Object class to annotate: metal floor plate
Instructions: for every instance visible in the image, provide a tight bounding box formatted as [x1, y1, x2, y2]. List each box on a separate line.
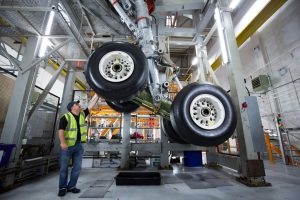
[176, 172, 232, 189]
[184, 179, 216, 189]
[91, 180, 114, 187]
[205, 178, 232, 187]
[175, 173, 194, 180]
[79, 179, 114, 198]
[161, 175, 184, 184]
[79, 187, 108, 198]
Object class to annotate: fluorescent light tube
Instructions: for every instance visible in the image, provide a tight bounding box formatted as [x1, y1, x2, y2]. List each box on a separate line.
[214, 7, 229, 64]
[229, 0, 241, 10]
[192, 57, 198, 65]
[39, 11, 55, 57]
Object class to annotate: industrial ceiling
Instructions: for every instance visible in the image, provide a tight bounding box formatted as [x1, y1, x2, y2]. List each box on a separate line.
[0, 0, 249, 85]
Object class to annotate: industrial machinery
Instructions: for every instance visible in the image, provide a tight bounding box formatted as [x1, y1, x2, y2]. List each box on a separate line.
[85, 0, 237, 146]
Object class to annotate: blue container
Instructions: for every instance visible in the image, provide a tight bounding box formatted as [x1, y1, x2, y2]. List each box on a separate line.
[184, 151, 203, 167]
[0, 143, 16, 167]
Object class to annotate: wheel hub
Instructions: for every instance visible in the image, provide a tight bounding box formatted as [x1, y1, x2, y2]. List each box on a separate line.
[99, 51, 134, 82]
[112, 64, 122, 72]
[189, 94, 225, 130]
[201, 107, 211, 117]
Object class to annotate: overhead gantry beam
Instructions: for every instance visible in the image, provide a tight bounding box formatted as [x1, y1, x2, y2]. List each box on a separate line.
[195, 0, 216, 36]
[0, 6, 54, 12]
[21, 38, 73, 74]
[154, 0, 205, 13]
[58, 0, 91, 57]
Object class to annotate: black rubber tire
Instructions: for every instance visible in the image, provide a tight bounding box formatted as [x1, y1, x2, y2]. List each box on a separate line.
[170, 83, 237, 146]
[106, 100, 140, 113]
[85, 42, 148, 101]
[162, 118, 187, 144]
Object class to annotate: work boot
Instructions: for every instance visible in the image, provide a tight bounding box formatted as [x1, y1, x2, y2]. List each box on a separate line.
[58, 188, 67, 196]
[67, 187, 81, 193]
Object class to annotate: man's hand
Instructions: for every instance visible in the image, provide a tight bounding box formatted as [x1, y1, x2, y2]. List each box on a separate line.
[58, 129, 67, 150]
[88, 93, 100, 111]
[60, 142, 68, 150]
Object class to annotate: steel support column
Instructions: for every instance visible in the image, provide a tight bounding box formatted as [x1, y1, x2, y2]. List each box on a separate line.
[1, 37, 40, 189]
[1, 37, 39, 160]
[60, 65, 76, 115]
[160, 117, 169, 168]
[194, 36, 207, 83]
[120, 113, 131, 169]
[218, 1, 266, 181]
[52, 65, 76, 154]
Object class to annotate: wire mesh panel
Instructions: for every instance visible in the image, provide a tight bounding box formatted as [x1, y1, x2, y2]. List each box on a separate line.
[24, 86, 60, 158]
[0, 70, 60, 158]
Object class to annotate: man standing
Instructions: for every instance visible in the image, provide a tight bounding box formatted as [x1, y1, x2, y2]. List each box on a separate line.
[57, 94, 99, 197]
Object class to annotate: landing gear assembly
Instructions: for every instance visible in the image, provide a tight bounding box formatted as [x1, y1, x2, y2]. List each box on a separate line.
[85, 0, 237, 147]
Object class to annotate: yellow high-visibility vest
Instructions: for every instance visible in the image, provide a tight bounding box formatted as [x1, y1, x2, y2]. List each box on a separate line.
[64, 111, 87, 147]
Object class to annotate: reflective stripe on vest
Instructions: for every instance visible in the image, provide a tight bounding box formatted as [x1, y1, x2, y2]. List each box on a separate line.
[64, 111, 87, 147]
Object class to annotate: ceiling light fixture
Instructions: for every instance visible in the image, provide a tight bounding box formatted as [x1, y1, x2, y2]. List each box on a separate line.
[214, 7, 229, 64]
[192, 57, 198, 65]
[39, 11, 55, 57]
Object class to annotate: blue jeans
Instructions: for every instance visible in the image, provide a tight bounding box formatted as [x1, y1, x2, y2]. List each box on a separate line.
[59, 142, 84, 190]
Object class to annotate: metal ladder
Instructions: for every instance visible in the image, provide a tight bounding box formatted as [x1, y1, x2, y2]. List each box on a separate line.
[274, 115, 300, 165]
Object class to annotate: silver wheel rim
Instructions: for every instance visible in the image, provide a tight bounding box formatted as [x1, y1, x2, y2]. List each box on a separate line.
[189, 94, 225, 130]
[99, 51, 134, 82]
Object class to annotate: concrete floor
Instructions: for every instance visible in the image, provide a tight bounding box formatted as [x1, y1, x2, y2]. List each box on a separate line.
[0, 161, 299, 200]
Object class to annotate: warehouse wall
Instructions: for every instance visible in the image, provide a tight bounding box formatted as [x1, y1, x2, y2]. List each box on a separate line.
[0, 74, 15, 136]
[215, 0, 300, 147]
